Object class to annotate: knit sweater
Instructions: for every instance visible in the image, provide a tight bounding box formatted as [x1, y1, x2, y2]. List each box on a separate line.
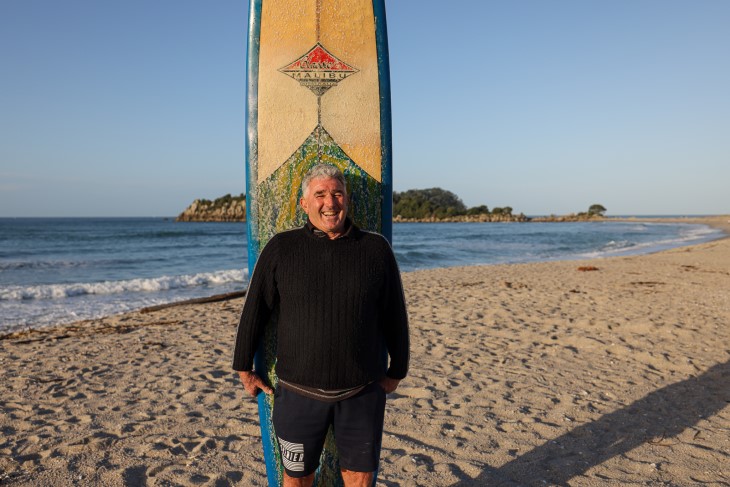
[231, 221, 409, 390]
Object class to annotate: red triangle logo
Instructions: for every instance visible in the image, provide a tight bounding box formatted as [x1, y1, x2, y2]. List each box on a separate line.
[280, 43, 359, 96]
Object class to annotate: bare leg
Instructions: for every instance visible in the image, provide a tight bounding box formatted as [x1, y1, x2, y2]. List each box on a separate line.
[283, 472, 315, 487]
[341, 469, 374, 487]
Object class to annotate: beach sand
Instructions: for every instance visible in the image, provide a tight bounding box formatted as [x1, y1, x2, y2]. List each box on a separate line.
[1, 217, 728, 486]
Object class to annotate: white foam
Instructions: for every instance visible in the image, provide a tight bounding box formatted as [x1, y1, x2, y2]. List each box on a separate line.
[578, 224, 722, 259]
[0, 269, 246, 301]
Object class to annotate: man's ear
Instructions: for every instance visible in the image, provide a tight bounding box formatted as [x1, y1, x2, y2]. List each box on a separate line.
[300, 197, 308, 211]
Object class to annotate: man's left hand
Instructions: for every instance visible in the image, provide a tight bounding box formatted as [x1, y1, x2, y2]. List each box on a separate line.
[238, 370, 273, 397]
[378, 376, 400, 394]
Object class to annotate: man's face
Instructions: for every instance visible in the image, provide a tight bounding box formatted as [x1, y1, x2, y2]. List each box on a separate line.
[300, 176, 348, 238]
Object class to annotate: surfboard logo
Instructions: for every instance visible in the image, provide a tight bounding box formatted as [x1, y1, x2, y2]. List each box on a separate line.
[279, 43, 358, 96]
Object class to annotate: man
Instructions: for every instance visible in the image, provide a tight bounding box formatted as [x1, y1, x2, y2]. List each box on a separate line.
[232, 164, 409, 487]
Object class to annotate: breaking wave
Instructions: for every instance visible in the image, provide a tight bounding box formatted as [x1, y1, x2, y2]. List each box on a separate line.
[0, 269, 246, 301]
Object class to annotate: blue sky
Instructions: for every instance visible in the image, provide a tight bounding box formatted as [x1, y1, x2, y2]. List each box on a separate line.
[1, 0, 728, 217]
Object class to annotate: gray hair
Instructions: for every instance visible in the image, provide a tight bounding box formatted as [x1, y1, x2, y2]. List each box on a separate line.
[301, 164, 347, 196]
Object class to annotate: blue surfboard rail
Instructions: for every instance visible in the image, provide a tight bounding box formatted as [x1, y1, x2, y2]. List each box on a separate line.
[373, 0, 393, 244]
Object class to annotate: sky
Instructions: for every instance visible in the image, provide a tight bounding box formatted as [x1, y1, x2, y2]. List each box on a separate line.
[1, 0, 728, 217]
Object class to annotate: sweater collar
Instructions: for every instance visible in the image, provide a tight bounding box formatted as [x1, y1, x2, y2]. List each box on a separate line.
[305, 217, 357, 240]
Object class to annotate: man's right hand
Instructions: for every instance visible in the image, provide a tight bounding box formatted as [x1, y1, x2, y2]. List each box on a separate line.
[238, 370, 274, 397]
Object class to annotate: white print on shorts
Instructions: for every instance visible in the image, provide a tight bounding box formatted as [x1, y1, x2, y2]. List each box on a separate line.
[278, 438, 305, 472]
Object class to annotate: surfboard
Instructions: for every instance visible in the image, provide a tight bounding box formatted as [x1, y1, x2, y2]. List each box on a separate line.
[244, 0, 393, 485]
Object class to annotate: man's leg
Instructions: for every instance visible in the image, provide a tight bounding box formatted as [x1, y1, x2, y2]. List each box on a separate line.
[273, 387, 332, 483]
[341, 469, 374, 487]
[333, 383, 387, 486]
[283, 472, 315, 487]
[283, 469, 372, 486]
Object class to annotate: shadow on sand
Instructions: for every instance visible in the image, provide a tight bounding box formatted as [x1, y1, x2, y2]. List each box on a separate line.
[466, 359, 730, 486]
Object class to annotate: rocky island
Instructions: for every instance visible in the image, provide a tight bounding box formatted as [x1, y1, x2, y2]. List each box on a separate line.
[176, 194, 246, 222]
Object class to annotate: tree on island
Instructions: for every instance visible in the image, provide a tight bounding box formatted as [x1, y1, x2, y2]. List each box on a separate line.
[197, 193, 246, 209]
[466, 205, 489, 216]
[491, 206, 513, 216]
[565, 203, 608, 221]
[393, 188, 522, 220]
[588, 204, 607, 217]
[393, 188, 467, 219]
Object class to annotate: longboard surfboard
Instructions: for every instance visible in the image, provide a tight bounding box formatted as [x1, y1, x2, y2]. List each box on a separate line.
[244, 0, 393, 485]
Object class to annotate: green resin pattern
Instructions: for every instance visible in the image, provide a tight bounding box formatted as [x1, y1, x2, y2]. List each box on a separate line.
[254, 125, 382, 256]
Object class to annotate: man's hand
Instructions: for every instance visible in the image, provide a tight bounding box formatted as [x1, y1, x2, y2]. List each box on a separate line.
[378, 376, 400, 394]
[238, 370, 273, 397]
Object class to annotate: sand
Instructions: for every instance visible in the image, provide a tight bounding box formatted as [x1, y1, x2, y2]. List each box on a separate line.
[1, 217, 728, 486]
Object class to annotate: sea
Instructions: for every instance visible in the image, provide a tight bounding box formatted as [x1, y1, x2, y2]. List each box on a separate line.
[0, 217, 723, 333]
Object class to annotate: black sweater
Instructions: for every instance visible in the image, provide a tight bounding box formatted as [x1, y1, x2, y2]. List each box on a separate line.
[232, 222, 409, 389]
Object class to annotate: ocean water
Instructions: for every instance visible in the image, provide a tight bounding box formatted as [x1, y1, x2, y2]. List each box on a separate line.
[0, 217, 723, 332]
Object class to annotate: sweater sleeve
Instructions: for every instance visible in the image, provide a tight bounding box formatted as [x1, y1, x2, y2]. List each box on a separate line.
[231, 238, 279, 371]
[381, 240, 410, 380]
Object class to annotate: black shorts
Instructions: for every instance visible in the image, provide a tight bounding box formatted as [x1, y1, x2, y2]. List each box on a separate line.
[272, 382, 386, 477]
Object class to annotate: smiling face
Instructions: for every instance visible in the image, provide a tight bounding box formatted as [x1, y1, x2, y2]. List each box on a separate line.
[300, 176, 349, 239]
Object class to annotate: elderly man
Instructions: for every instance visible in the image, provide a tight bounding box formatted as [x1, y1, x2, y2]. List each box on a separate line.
[232, 163, 409, 486]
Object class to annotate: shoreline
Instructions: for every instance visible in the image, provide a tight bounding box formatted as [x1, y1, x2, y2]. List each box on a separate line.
[1, 216, 729, 485]
[607, 214, 730, 234]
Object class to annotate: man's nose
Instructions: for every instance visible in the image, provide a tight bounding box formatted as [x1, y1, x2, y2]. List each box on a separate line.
[324, 193, 337, 206]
